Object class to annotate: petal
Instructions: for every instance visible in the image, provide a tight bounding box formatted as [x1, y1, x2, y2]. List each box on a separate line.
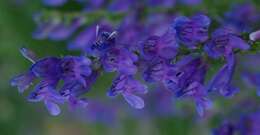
[31, 57, 61, 78]
[44, 100, 61, 116]
[229, 35, 250, 50]
[172, 16, 189, 28]
[10, 72, 35, 93]
[195, 97, 212, 116]
[123, 93, 144, 109]
[192, 14, 211, 26]
[158, 46, 178, 59]
[220, 85, 239, 97]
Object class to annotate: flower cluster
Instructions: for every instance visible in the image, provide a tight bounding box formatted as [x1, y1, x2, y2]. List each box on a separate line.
[10, 1, 260, 119]
[213, 110, 260, 135]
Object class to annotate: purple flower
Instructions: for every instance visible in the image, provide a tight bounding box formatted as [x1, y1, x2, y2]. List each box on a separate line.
[172, 14, 210, 48]
[108, 0, 135, 12]
[30, 57, 62, 79]
[204, 27, 250, 59]
[213, 121, 236, 135]
[11, 71, 35, 93]
[239, 111, 260, 135]
[42, 0, 67, 6]
[101, 47, 138, 75]
[85, 101, 117, 123]
[143, 58, 169, 82]
[145, 13, 174, 36]
[27, 79, 64, 116]
[179, 0, 202, 5]
[60, 56, 92, 87]
[140, 31, 178, 60]
[108, 75, 148, 109]
[60, 71, 99, 109]
[243, 72, 260, 96]
[146, 87, 175, 116]
[207, 54, 239, 97]
[78, 0, 105, 11]
[225, 3, 260, 32]
[11, 48, 94, 115]
[146, 0, 176, 8]
[117, 14, 145, 49]
[163, 56, 212, 116]
[33, 17, 85, 41]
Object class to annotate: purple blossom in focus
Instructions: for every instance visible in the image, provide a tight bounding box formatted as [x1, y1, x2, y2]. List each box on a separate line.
[108, 75, 148, 109]
[204, 26, 250, 59]
[140, 31, 178, 60]
[207, 54, 239, 97]
[11, 48, 94, 115]
[172, 14, 210, 48]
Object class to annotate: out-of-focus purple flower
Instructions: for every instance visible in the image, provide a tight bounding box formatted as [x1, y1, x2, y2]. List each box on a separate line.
[108, 75, 148, 109]
[101, 47, 138, 75]
[239, 111, 260, 135]
[146, 0, 176, 8]
[79, 0, 105, 11]
[207, 54, 239, 97]
[204, 27, 250, 59]
[33, 17, 85, 41]
[140, 31, 178, 60]
[243, 72, 260, 96]
[42, 0, 67, 6]
[225, 3, 260, 32]
[213, 121, 236, 135]
[117, 14, 145, 49]
[179, 0, 202, 5]
[250, 30, 260, 41]
[108, 0, 135, 12]
[147, 87, 175, 117]
[172, 14, 210, 48]
[85, 101, 117, 123]
[145, 13, 174, 36]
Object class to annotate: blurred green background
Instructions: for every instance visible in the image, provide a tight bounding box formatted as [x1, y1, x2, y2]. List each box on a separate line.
[0, 0, 260, 135]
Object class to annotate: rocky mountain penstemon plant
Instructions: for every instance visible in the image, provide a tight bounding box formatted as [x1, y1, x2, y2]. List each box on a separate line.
[10, 0, 260, 122]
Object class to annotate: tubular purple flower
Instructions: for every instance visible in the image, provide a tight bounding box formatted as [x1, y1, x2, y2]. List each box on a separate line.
[101, 47, 138, 75]
[172, 14, 210, 48]
[108, 75, 148, 109]
[140, 31, 178, 60]
[204, 26, 250, 59]
[61, 56, 92, 87]
[207, 54, 239, 97]
[27, 79, 64, 116]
